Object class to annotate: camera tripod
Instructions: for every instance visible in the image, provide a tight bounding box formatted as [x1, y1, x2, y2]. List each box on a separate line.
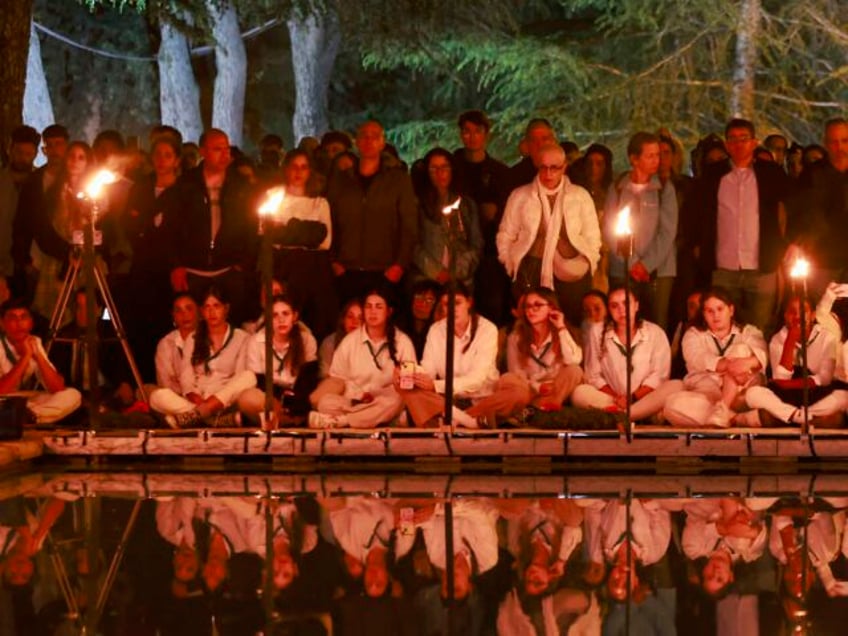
[44, 201, 146, 419]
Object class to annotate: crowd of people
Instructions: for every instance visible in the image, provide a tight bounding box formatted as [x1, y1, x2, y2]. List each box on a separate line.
[2, 111, 848, 430]
[3, 491, 848, 634]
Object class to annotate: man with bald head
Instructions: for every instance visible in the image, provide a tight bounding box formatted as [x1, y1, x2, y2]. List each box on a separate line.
[169, 128, 256, 323]
[326, 120, 417, 302]
[787, 118, 848, 294]
[497, 143, 601, 324]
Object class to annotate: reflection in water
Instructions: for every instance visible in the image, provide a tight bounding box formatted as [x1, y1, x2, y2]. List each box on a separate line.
[1, 479, 848, 634]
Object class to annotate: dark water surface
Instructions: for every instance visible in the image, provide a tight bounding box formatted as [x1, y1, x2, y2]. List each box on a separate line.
[1, 470, 847, 635]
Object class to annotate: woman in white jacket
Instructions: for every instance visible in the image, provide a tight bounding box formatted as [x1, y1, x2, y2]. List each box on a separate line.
[496, 143, 601, 325]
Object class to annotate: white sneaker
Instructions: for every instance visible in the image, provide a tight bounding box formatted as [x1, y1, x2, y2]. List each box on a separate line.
[308, 411, 339, 429]
[706, 402, 733, 428]
[451, 407, 479, 429]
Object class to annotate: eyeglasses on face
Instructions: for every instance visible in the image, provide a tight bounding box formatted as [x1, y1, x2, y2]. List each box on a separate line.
[414, 294, 436, 305]
[525, 302, 549, 310]
[539, 164, 564, 172]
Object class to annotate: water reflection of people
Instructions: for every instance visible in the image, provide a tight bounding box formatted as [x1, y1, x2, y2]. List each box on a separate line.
[0, 498, 66, 589]
[769, 497, 848, 630]
[497, 499, 597, 635]
[682, 497, 769, 597]
[323, 496, 397, 598]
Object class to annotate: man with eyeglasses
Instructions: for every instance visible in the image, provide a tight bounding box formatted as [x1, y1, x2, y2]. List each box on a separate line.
[497, 143, 601, 325]
[693, 118, 789, 332]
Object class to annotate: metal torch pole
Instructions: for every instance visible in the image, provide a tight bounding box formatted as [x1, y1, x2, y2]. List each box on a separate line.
[621, 236, 633, 443]
[444, 216, 457, 429]
[261, 223, 274, 427]
[800, 278, 809, 435]
[83, 201, 100, 424]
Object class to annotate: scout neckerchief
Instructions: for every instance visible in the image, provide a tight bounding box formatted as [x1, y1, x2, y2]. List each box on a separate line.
[273, 345, 289, 375]
[528, 519, 554, 549]
[366, 339, 389, 370]
[203, 326, 234, 374]
[792, 326, 820, 367]
[609, 330, 637, 372]
[711, 331, 736, 357]
[1, 335, 38, 390]
[530, 338, 553, 370]
[365, 518, 389, 549]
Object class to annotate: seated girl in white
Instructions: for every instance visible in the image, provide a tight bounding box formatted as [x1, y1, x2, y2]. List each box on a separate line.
[682, 497, 769, 597]
[467, 286, 582, 424]
[308, 287, 415, 429]
[149, 286, 255, 428]
[580, 498, 672, 602]
[238, 293, 319, 426]
[154, 292, 198, 394]
[745, 294, 846, 426]
[571, 287, 682, 422]
[399, 282, 499, 428]
[0, 300, 81, 424]
[664, 287, 767, 428]
[317, 299, 362, 379]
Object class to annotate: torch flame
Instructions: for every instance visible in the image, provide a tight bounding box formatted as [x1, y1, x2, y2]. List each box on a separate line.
[259, 187, 285, 217]
[441, 197, 461, 216]
[790, 257, 810, 280]
[614, 205, 632, 236]
[83, 170, 117, 200]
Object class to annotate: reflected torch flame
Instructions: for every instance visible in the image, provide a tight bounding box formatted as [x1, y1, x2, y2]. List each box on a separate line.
[442, 197, 461, 216]
[615, 205, 632, 237]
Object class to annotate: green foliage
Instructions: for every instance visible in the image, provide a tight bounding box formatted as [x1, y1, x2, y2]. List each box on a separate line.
[345, 0, 848, 166]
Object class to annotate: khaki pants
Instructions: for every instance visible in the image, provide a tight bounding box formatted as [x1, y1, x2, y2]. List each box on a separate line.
[466, 365, 583, 423]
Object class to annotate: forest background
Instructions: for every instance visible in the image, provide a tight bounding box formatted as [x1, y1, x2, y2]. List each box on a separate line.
[1, 0, 846, 167]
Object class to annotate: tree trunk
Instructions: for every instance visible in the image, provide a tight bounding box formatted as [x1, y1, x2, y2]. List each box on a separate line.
[24, 22, 54, 137]
[287, 8, 340, 144]
[158, 17, 203, 144]
[206, 0, 246, 148]
[0, 0, 33, 163]
[730, 0, 761, 119]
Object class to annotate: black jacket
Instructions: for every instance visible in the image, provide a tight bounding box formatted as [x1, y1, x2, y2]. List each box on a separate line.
[693, 159, 790, 274]
[168, 166, 257, 271]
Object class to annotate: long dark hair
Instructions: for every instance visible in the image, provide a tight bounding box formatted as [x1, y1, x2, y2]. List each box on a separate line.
[442, 281, 479, 354]
[192, 285, 230, 368]
[362, 286, 399, 366]
[282, 148, 322, 197]
[600, 286, 642, 357]
[515, 286, 565, 366]
[417, 147, 459, 222]
[334, 298, 363, 347]
[271, 293, 306, 376]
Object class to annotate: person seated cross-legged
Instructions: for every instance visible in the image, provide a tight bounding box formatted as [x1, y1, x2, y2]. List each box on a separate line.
[0, 298, 81, 424]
